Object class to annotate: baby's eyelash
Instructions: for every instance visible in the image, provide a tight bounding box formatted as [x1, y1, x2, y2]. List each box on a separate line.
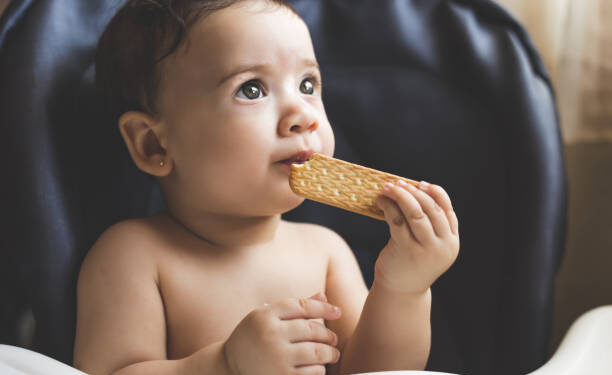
[235, 79, 266, 95]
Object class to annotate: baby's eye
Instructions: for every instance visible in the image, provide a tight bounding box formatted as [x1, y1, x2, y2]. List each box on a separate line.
[300, 78, 316, 95]
[236, 80, 265, 100]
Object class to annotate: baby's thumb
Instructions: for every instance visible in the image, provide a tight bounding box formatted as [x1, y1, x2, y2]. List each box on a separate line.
[309, 292, 328, 302]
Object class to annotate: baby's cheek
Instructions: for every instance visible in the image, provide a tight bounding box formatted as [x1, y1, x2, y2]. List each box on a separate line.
[320, 123, 335, 157]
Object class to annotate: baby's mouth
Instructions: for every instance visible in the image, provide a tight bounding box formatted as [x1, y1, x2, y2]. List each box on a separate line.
[279, 150, 314, 165]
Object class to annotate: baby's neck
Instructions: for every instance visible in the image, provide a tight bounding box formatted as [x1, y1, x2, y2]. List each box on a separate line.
[164, 210, 283, 250]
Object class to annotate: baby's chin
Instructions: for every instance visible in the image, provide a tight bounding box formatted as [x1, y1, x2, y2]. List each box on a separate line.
[263, 190, 306, 217]
[277, 193, 306, 214]
[231, 180, 306, 216]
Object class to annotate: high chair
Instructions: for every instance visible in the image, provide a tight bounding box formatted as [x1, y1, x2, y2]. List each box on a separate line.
[0, 0, 571, 374]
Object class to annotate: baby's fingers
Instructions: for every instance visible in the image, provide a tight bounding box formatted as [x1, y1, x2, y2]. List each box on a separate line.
[398, 181, 452, 239]
[418, 182, 459, 236]
[380, 182, 436, 245]
[274, 297, 341, 321]
[291, 342, 341, 366]
[376, 195, 418, 245]
[284, 319, 338, 346]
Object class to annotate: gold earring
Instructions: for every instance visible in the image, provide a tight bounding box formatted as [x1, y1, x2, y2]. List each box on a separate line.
[159, 161, 165, 167]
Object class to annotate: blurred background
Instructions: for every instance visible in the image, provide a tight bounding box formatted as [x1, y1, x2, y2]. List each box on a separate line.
[1, 0, 610, 358]
[494, 0, 612, 353]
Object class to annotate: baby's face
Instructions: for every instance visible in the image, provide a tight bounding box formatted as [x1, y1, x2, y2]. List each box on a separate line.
[156, 1, 334, 216]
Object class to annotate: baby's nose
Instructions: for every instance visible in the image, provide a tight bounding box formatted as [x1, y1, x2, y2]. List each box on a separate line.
[277, 97, 320, 136]
[278, 109, 319, 136]
[289, 121, 318, 133]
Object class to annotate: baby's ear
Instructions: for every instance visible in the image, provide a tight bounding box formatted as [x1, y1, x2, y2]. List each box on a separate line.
[118, 111, 172, 177]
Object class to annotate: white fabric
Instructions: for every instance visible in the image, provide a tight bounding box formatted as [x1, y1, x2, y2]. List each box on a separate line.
[0, 362, 30, 375]
[0, 345, 86, 375]
[528, 305, 612, 375]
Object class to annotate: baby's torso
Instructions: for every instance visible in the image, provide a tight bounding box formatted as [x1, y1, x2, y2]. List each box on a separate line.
[152, 218, 329, 359]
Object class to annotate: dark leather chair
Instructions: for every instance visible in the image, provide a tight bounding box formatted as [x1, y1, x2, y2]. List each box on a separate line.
[0, 1, 567, 374]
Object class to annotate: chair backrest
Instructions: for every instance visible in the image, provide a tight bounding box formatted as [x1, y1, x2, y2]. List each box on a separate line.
[0, 1, 567, 374]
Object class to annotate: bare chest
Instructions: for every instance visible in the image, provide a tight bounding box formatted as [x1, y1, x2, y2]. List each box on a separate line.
[159, 246, 328, 359]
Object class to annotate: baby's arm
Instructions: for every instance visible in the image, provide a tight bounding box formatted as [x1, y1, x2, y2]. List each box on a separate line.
[73, 221, 231, 375]
[321, 228, 430, 375]
[324, 182, 458, 374]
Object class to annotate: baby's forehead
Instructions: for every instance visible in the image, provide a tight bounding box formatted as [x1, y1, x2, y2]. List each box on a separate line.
[197, 3, 308, 43]
[177, 4, 315, 70]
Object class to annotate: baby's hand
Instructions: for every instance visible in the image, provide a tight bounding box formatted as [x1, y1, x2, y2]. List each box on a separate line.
[223, 293, 341, 375]
[375, 180, 460, 294]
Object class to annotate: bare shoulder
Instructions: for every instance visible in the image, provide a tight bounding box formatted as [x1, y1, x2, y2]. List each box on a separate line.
[74, 216, 168, 372]
[76, 216, 167, 304]
[79, 217, 163, 279]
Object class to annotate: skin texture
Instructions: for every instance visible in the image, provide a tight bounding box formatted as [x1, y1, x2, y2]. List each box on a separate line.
[73, 2, 459, 375]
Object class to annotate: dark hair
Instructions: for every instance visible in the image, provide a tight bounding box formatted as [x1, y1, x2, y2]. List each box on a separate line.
[95, 0, 298, 122]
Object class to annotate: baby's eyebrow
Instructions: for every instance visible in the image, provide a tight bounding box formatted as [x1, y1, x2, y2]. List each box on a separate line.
[217, 59, 320, 86]
[218, 63, 269, 86]
[301, 59, 320, 72]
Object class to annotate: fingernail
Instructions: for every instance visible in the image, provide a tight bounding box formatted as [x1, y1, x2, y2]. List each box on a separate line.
[332, 305, 341, 313]
[419, 180, 430, 189]
[383, 182, 394, 193]
[397, 180, 408, 186]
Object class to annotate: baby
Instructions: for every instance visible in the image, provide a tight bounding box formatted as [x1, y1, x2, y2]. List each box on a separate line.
[73, 1, 460, 374]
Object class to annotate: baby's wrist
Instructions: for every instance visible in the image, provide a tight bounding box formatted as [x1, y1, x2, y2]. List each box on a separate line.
[371, 279, 432, 307]
[181, 341, 237, 375]
[371, 275, 431, 299]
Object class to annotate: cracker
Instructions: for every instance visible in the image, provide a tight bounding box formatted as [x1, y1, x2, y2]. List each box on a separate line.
[289, 153, 418, 221]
